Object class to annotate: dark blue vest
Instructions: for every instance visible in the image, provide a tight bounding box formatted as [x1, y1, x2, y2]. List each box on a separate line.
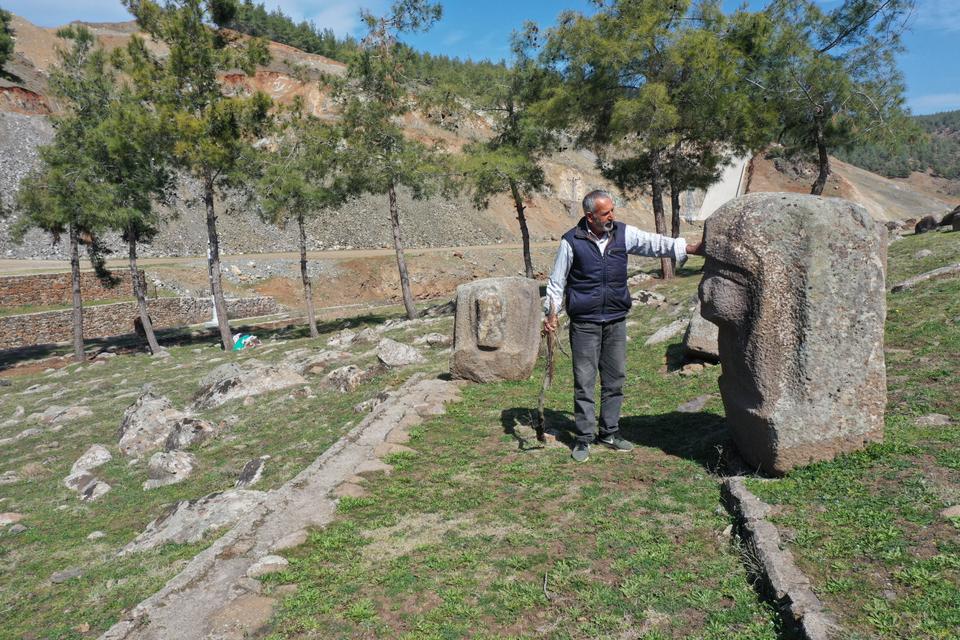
[562, 218, 631, 323]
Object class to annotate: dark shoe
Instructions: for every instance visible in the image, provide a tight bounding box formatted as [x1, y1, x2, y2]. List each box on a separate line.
[597, 434, 634, 451]
[571, 442, 590, 462]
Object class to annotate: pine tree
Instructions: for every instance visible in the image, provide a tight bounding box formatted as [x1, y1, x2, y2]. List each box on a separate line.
[460, 28, 555, 279]
[14, 27, 119, 362]
[0, 8, 13, 73]
[123, 0, 272, 350]
[337, 0, 447, 320]
[251, 99, 351, 337]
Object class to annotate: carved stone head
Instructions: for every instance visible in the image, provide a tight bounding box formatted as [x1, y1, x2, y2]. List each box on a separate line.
[699, 193, 887, 475]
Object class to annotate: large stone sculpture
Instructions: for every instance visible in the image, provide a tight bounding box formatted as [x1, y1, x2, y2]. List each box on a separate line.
[699, 193, 887, 475]
[450, 277, 541, 382]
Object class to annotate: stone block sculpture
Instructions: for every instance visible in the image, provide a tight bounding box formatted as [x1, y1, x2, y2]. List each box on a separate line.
[450, 277, 542, 382]
[699, 193, 887, 475]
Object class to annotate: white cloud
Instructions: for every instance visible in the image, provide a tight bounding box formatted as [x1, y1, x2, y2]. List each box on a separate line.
[913, 0, 960, 33]
[909, 92, 960, 113]
[275, 1, 389, 37]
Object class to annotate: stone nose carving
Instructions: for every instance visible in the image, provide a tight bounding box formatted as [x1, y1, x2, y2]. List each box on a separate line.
[699, 192, 887, 475]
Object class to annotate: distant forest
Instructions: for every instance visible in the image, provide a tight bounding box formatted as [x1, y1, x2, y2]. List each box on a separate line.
[225, 0, 510, 104]
[835, 110, 960, 180]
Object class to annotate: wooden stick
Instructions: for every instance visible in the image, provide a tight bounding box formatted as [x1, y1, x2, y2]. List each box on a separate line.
[537, 302, 556, 443]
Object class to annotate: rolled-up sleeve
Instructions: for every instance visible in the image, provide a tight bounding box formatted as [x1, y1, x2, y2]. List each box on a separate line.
[625, 225, 685, 262]
[545, 239, 572, 315]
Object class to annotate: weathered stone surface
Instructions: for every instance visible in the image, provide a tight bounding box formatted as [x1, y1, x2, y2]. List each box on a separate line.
[164, 417, 219, 451]
[324, 365, 366, 393]
[246, 555, 289, 578]
[377, 338, 425, 368]
[413, 332, 452, 347]
[915, 413, 952, 427]
[117, 390, 190, 458]
[326, 329, 356, 348]
[120, 490, 266, 554]
[700, 193, 886, 475]
[0, 512, 24, 525]
[284, 349, 350, 375]
[915, 215, 939, 234]
[682, 301, 719, 362]
[68, 474, 111, 501]
[50, 567, 84, 584]
[69, 444, 112, 475]
[235, 457, 268, 489]
[192, 364, 307, 410]
[29, 404, 92, 425]
[644, 318, 689, 346]
[144, 451, 197, 490]
[450, 277, 541, 382]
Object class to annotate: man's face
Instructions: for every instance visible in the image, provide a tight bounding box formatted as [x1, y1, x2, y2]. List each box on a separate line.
[587, 197, 615, 234]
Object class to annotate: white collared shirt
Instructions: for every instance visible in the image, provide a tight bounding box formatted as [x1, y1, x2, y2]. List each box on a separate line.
[544, 225, 686, 315]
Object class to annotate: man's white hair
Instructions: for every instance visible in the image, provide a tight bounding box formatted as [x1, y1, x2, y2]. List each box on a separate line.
[582, 190, 613, 214]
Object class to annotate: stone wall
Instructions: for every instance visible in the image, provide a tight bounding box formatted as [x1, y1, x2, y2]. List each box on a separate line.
[0, 270, 147, 309]
[0, 297, 280, 351]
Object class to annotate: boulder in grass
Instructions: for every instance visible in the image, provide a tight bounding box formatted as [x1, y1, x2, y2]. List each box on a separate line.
[144, 451, 196, 490]
[191, 364, 307, 411]
[700, 193, 886, 475]
[118, 390, 189, 458]
[324, 365, 366, 393]
[120, 489, 266, 554]
[164, 418, 219, 451]
[915, 215, 939, 234]
[450, 277, 542, 383]
[682, 301, 720, 362]
[377, 338, 425, 368]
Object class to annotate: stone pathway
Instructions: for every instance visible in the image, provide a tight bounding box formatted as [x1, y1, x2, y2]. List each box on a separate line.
[100, 375, 463, 640]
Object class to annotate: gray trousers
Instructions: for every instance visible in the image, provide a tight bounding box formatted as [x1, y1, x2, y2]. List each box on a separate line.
[569, 318, 626, 444]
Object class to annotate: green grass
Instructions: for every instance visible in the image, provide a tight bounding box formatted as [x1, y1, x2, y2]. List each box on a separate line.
[0, 306, 449, 638]
[746, 230, 960, 640]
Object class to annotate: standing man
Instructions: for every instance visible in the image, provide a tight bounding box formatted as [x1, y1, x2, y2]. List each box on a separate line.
[544, 190, 702, 462]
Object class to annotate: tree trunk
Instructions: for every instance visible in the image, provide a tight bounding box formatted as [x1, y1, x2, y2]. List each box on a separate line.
[509, 178, 534, 279]
[811, 115, 831, 196]
[388, 183, 418, 320]
[298, 212, 319, 338]
[669, 175, 682, 272]
[128, 233, 162, 355]
[68, 223, 85, 362]
[203, 172, 234, 350]
[650, 151, 674, 280]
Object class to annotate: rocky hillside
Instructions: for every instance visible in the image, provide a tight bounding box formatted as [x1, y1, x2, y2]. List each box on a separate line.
[0, 14, 665, 260]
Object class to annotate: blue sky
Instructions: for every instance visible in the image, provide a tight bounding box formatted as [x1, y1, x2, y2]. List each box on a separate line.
[3, 0, 956, 114]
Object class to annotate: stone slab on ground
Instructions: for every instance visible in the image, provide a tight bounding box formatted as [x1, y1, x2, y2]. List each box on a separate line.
[100, 375, 463, 640]
[723, 477, 839, 640]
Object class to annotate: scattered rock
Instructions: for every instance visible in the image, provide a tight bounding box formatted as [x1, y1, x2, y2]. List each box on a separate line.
[377, 338, 425, 368]
[682, 301, 719, 362]
[413, 332, 452, 347]
[192, 364, 307, 410]
[50, 567, 83, 584]
[678, 395, 713, 413]
[632, 289, 666, 306]
[916, 413, 952, 427]
[144, 451, 197, 490]
[914, 215, 939, 234]
[29, 405, 93, 425]
[353, 327, 379, 344]
[199, 363, 246, 390]
[8, 523, 27, 534]
[0, 471, 19, 485]
[285, 349, 350, 375]
[246, 555, 289, 579]
[70, 474, 112, 501]
[87, 530, 106, 541]
[326, 329, 356, 348]
[914, 249, 933, 259]
[0, 512, 24, 525]
[164, 417, 219, 451]
[645, 319, 689, 346]
[627, 272, 653, 287]
[324, 365, 366, 393]
[118, 390, 190, 458]
[235, 457, 268, 489]
[941, 505, 960, 519]
[242, 396, 255, 407]
[69, 444, 112, 475]
[121, 489, 266, 554]
[354, 391, 390, 413]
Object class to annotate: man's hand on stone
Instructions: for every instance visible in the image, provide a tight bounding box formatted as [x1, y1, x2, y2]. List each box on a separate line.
[686, 240, 704, 256]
